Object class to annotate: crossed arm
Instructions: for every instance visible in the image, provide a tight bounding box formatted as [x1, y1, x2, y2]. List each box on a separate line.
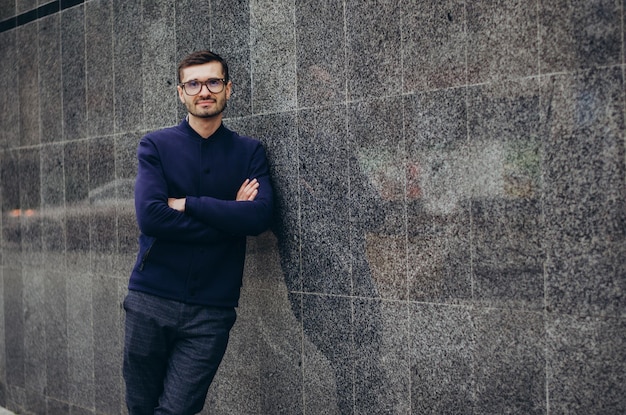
[167, 178, 260, 212]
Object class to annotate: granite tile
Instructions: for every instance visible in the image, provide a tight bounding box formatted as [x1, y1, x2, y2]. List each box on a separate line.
[540, 0, 622, 73]
[237, 112, 300, 292]
[23, 268, 46, 394]
[115, 131, 140, 181]
[174, 0, 212, 64]
[270, 168, 301, 294]
[0, 29, 18, 148]
[0, 0, 14, 20]
[113, 0, 143, 133]
[298, 105, 350, 296]
[61, 5, 87, 141]
[473, 308, 545, 414]
[64, 141, 90, 257]
[471, 198, 545, 310]
[46, 398, 70, 414]
[117, 209, 138, 276]
[19, 148, 42, 267]
[64, 140, 89, 204]
[246, 241, 304, 414]
[402, 0, 466, 92]
[70, 404, 96, 415]
[86, 0, 114, 138]
[348, 97, 406, 300]
[16, 0, 36, 14]
[41, 143, 66, 265]
[142, 0, 177, 130]
[345, 0, 402, 100]
[250, 0, 297, 113]
[93, 274, 122, 414]
[44, 270, 69, 401]
[247, 111, 298, 171]
[404, 88, 468, 217]
[24, 388, 45, 415]
[467, 79, 544, 310]
[410, 303, 474, 414]
[1, 150, 21, 267]
[466, 0, 538, 84]
[354, 299, 410, 414]
[542, 67, 626, 317]
[404, 89, 472, 303]
[67, 271, 94, 409]
[4, 267, 25, 388]
[115, 132, 141, 274]
[38, 14, 63, 143]
[5, 386, 25, 415]
[0, 267, 4, 393]
[210, 282, 261, 415]
[17, 22, 40, 146]
[467, 79, 542, 200]
[88, 137, 116, 272]
[212, 0, 252, 118]
[41, 235, 67, 276]
[302, 294, 352, 414]
[295, 0, 345, 108]
[88, 136, 115, 219]
[547, 314, 626, 414]
[18, 148, 41, 212]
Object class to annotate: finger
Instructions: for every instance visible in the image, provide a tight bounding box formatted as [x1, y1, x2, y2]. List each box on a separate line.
[238, 178, 251, 191]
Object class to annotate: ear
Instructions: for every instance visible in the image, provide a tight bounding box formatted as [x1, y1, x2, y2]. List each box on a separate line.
[225, 81, 233, 100]
[177, 85, 186, 104]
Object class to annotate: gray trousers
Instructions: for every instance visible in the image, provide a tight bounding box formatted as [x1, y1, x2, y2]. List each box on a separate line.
[123, 290, 237, 415]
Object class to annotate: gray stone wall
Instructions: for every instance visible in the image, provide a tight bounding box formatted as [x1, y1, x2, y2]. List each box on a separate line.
[0, 0, 625, 414]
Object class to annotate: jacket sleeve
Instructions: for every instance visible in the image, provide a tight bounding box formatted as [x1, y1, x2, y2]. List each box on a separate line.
[184, 143, 274, 236]
[134, 136, 228, 243]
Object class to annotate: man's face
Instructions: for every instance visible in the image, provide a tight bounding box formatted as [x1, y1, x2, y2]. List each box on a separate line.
[177, 61, 232, 119]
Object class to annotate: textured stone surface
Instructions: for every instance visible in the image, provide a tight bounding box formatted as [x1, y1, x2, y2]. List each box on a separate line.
[467, 0, 539, 83]
[38, 14, 63, 144]
[86, 0, 114, 138]
[249, 0, 296, 114]
[113, 0, 144, 133]
[61, 5, 87, 141]
[540, 0, 622, 72]
[0, 1, 625, 414]
[405, 88, 472, 304]
[403, 0, 466, 92]
[17, 23, 39, 147]
[542, 67, 626, 318]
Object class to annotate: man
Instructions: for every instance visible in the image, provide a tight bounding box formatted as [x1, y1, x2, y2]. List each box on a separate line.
[123, 50, 273, 414]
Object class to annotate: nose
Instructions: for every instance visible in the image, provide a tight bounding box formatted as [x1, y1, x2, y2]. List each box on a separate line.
[199, 83, 213, 95]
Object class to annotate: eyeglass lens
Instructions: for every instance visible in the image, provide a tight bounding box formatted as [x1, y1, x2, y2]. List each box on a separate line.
[183, 79, 224, 95]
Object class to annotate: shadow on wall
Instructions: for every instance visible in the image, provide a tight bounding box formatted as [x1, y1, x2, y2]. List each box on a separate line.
[261, 66, 547, 413]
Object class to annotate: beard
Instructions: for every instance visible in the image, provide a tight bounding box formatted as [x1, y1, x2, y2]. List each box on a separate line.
[185, 97, 227, 119]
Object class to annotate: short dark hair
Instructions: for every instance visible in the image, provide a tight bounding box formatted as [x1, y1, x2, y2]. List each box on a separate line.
[177, 50, 229, 83]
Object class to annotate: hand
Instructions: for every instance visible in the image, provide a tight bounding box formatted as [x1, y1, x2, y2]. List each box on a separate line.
[236, 178, 259, 201]
[168, 197, 186, 212]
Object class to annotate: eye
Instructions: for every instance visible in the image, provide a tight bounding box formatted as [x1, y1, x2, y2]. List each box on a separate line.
[207, 79, 223, 88]
[186, 80, 201, 89]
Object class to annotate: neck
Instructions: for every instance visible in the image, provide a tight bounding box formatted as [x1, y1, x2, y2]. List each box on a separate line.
[187, 114, 222, 138]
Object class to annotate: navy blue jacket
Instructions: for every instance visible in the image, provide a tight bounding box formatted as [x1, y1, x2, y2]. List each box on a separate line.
[128, 119, 274, 307]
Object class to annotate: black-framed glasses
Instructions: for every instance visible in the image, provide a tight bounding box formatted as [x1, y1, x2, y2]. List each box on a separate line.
[179, 78, 226, 95]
